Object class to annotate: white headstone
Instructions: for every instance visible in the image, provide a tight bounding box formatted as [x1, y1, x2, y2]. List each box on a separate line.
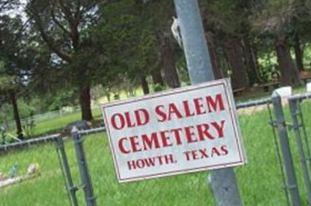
[272, 86, 292, 98]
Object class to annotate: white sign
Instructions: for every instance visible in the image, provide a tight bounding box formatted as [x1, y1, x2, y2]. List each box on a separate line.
[102, 78, 246, 182]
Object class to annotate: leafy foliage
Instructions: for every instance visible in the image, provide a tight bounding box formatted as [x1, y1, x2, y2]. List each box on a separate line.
[1, 0, 311, 124]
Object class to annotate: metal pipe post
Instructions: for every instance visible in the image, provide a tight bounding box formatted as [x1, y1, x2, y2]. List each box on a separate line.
[289, 99, 311, 204]
[72, 127, 96, 206]
[173, 0, 214, 83]
[272, 95, 300, 206]
[173, 0, 242, 205]
[55, 136, 79, 206]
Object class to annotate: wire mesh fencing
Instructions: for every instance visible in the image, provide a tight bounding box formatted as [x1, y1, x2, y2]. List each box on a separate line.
[236, 98, 290, 206]
[0, 135, 72, 206]
[286, 93, 311, 205]
[2, 105, 102, 139]
[1, 93, 311, 206]
[77, 97, 291, 206]
[80, 129, 214, 206]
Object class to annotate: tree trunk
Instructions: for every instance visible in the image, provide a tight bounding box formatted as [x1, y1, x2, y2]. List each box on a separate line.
[293, 33, 304, 71]
[242, 38, 262, 85]
[275, 35, 301, 86]
[151, 69, 164, 86]
[224, 38, 249, 89]
[206, 32, 223, 79]
[79, 85, 93, 121]
[140, 75, 150, 95]
[9, 90, 24, 140]
[160, 34, 180, 88]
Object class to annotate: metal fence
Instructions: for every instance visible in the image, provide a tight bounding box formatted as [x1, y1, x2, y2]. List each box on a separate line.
[0, 134, 70, 206]
[3, 105, 102, 133]
[286, 93, 311, 206]
[1, 92, 311, 206]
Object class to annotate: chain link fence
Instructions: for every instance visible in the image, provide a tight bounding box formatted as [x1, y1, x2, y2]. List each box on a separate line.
[0, 135, 71, 206]
[1, 92, 311, 206]
[2, 105, 102, 139]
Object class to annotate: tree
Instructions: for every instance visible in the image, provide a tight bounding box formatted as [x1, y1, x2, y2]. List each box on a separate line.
[0, 67, 21, 138]
[96, 0, 163, 94]
[0, 15, 31, 139]
[290, 0, 311, 71]
[146, 0, 180, 88]
[26, 0, 105, 121]
[200, 0, 252, 88]
[91, 0, 141, 94]
[205, 31, 224, 79]
[0, 0, 19, 13]
[251, 0, 301, 86]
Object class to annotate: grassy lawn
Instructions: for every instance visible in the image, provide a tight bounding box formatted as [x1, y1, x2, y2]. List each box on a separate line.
[29, 107, 102, 137]
[1, 101, 311, 205]
[3, 84, 305, 139]
[29, 84, 309, 137]
[31, 112, 82, 136]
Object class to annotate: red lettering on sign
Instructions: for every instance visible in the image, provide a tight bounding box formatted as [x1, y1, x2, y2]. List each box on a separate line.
[220, 145, 228, 155]
[111, 113, 125, 130]
[127, 154, 177, 170]
[206, 94, 225, 113]
[117, 120, 226, 154]
[160, 130, 173, 147]
[182, 100, 195, 117]
[184, 125, 197, 143]
[170, 128, 183, 145]
[135, 109, 150, 126]
[168, 103, 183, 120]
[129, 136, 142, 153]
[211, 120, 225, 138]
[102, 80, 245, 182]
[193, 97, 206, 115]
[155, 105, 166, 122]
[155, 94, 225, 123]
[118, 137, 130, 154]
[183, 145, 228, 161]
[125, 112, 135, 128]
[197, 123, 214, 140]
[211, 147, 220, 157]
[142, 132, 160, 151]
[110, 108, 150, 130]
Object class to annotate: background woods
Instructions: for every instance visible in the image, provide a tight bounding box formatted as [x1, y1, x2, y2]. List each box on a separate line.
[1, 0, 311, 138]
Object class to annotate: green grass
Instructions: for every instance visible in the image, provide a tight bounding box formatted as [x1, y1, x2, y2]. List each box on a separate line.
[31, 112, 82, 135]
[29, 107, 102, 137]
[10, 84, 309, 138]
[2, 103, 311, 206]
[0, 134, 213, 206]
[235, 84, 309, 104]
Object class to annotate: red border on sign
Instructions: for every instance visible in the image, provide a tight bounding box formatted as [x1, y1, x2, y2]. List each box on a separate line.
[101, 79, 245, 182]
[223, 85, 244, 162]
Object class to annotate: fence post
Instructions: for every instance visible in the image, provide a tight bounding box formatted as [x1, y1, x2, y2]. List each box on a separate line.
[272, 94, 301, 206]
[72, 127, 96, 206]
[288, 98, 311, 204]
[173, 0, 242, 205]
[54, 136, 79, 206]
